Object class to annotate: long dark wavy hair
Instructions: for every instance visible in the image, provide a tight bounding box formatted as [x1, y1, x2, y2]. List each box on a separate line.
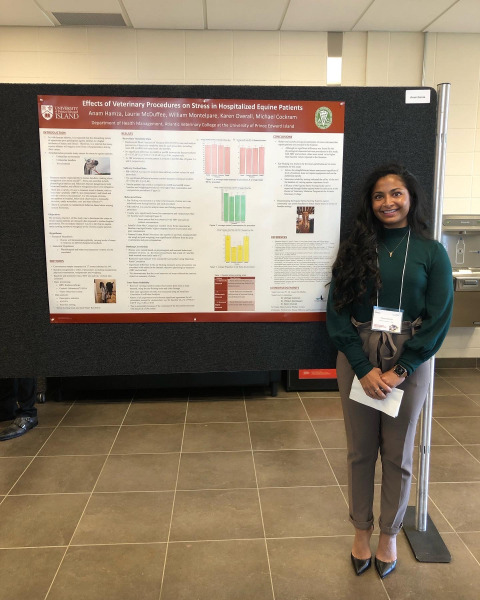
[331, 163, 430, 312]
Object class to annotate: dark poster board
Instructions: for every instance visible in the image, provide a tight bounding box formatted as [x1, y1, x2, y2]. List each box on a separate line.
[0, 84, 437, 378]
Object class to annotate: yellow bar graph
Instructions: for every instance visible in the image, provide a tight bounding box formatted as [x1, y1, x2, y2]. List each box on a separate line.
[243, 236, 249, 262]
[225, 235, 231, 262]
[224, 235, 250, 263]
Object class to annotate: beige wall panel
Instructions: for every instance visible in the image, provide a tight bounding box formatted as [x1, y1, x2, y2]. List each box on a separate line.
[442, 197, 472, 213]
[234, 55, 280, 81]
[280, 55, 325, 81]
[448, 80, 479, 105]
[88, 54, 137, 80]
[388, 32, 423, 86]
[444, 175, 472, 198]
[472, 176, 480, 198]
[0, 76, 47, 83]
[434, 33, 480, 82]
[448, 104, 478, 129]
[473, 153, 480, 176]
[88, 78, 139, 85]
[0, 27, 39, 52]
[229, 79, 277, 86]
[447, 129, 476, 153]
[280, 31, 326, 56]
[87, 28, 137, 55]
[38, 27, 87, 53]
[471, 197, 480, 213]
[186, 53, 233, 80]
[280, 79, 326, 86]
[446, 153, 474, 176]
[137, 79, 186, 85]
[138, 53, 185, 80]
[185, 31, 233, 55]
[366, 32, 389, 86]
[0, 51, 39, 78]
[37, 53, 91, 82]
[342, 32, 366, 86]
[233, 31, 279, 55]
[185, 78, 235, 85]
[136, 30, 186, 56]
[388, 78, 422, 87]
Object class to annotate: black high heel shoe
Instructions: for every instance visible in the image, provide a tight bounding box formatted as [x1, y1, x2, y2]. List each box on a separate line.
[351, 554, 372, 576]
[374, 557, 397, 579]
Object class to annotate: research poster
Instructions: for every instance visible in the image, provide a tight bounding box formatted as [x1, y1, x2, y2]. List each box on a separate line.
[37, 95, 345, 323]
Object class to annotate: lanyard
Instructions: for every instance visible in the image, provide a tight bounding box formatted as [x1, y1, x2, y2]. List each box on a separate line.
[376, 228, 411, 311]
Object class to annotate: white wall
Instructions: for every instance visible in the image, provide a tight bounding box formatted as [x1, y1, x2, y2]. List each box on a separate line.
[0, 27, 328, 85]
[423, 33, 480, 358]
[423, 33, 480, 216]
[1, 25, 479, 358]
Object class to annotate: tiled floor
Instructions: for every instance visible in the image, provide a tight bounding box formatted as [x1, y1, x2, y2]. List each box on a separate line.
[1, 369, 480, 600]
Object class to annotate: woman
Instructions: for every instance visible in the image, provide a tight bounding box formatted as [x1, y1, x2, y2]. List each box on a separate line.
[326, 164, 453, 579]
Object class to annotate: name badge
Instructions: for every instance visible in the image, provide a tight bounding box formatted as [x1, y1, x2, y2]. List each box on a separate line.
[371, 306, 403, 333]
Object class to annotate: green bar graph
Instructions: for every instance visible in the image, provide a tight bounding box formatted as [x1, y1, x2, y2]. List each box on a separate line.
[223, 193, 229, 221]
[222, 191, 246, 222]
[234, 195, 241, 221]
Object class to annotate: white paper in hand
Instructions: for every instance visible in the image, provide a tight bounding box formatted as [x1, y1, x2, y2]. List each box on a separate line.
[349, 376, 403, 418]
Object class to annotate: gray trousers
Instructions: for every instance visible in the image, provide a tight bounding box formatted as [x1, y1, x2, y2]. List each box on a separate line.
[336, 319, 429, 535]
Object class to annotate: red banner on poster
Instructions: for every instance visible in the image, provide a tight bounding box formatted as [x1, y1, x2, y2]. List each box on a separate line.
[38, 96, 345, 134]
[298, 369, 337, 379]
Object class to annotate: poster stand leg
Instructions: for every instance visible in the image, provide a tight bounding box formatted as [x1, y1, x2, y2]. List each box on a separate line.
[403, 358, 451, 562]
[403, 82, 451, 563]
[403, 506, 451, 562]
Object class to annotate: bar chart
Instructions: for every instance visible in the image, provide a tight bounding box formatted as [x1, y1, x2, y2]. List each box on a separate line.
[225, 235, 250, 263]
[205, 144, 231, 175]
[239, 146, 265, 175]
[222, 191, 246, 222]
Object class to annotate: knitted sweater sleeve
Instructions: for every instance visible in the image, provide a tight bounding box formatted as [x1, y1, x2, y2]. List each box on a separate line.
[326, 280, 374, 379]
[398, 242, 454, 374]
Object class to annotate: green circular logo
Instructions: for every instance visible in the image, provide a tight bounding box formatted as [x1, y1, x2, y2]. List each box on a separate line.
[315, 107, 333, 129]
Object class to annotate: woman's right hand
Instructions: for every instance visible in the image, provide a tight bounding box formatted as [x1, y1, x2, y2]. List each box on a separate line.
[359, 368, 392, 399]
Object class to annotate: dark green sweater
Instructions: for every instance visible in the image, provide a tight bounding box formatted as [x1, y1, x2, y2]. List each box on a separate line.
[326, 226, 454, 378]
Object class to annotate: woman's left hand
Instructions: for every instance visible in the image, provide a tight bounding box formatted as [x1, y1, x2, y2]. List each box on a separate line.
[380, 369, 406, 389]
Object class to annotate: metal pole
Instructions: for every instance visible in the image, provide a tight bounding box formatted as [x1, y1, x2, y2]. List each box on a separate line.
[415, 82, 450, 531]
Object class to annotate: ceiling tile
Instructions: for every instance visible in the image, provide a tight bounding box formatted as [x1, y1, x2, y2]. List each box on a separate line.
[282, 0, 372, 31]
[123, 0, 205, 29]
[0, 1, 53, 26]
[427, 0, 480, 33]
[206, 0, 288, 30]
[0, 0, 478, 33]
[354, 0, 457, 32]
[41, 0, 121, 11]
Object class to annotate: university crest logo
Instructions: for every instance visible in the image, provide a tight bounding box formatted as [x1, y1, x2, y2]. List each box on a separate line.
[315, 107, 333, 129]
[41, 105, 54, 120]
